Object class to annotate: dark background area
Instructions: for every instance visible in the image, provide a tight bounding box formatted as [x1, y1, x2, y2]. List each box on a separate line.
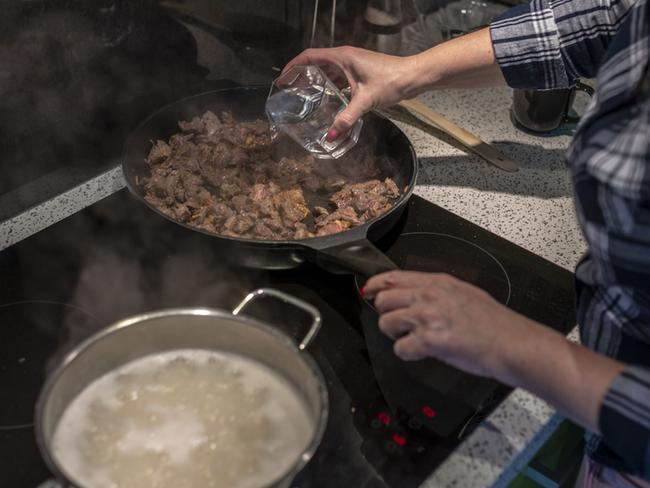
[0, 0, 304, 219]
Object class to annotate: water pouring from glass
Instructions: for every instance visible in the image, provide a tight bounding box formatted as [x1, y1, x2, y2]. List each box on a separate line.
[265, 65, 363, 159]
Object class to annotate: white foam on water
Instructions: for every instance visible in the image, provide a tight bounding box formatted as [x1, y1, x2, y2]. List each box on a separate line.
[51, 349, 316, 488]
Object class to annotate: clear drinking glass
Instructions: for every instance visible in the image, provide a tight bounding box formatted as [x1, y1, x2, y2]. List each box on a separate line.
[265, 65, 363, 159]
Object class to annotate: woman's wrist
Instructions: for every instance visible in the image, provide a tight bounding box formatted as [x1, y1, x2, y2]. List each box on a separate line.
[497, 318, 558, 385]
[488, 312, 547, 386]
[393, 54, 431, 101]
[404, 28, 506, 93]
[493, 315, 625, 432]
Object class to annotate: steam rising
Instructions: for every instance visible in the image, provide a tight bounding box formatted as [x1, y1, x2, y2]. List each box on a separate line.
[0, 5, 203, 196]
[8, 189, 258, 372]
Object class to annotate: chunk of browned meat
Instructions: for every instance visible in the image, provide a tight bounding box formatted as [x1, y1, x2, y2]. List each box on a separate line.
[169, 133, 194, 150]
[217, 112, 272, 149]
[201, 111, 222, 135]
[178, 116, 204, 134]
[231, 195, 250, 212]
[315, 206, 363, 236]
[330, 178, 400, 220]
[213, 202, 234, 220]
[145, 170, 182, 200]
[173, 205, 191, 222]
[219, 183, 241, 200]
[293, 223, 314, 240]
[253, 222, 276, 240]
[223, 214, 254, 235]
[277, 189, 309, 224]
[179, 111, 222, 135]
[317, 221, 349, 236]
[317, 206, 363, 226]
[146, 140, 172, 165]
[250, 183, 274, 202]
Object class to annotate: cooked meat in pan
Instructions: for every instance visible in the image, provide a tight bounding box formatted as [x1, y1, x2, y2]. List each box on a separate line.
[142, 111, 401, 240]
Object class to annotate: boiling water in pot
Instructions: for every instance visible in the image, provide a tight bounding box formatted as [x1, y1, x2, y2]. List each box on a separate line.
[51, 349, 314, 488]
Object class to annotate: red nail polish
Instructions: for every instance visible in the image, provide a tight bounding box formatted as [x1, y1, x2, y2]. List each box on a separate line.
[326, 129, 339, 142]
[360, 286, 366, 297]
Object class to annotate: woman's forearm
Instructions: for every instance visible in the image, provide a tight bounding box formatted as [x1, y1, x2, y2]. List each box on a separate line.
[282, 28, 508, 133]
[405, 28, 507, 97]
[498, 316, 625, 433]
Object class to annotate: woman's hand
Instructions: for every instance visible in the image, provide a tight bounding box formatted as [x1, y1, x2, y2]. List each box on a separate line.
[363, 270, 527, 381]
[281, 29, 506, 141]
[283, 47, 419, 140]
[364, 270, 627, 433]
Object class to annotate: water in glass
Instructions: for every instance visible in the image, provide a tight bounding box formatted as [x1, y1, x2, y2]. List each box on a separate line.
[266, 65, 362, 159]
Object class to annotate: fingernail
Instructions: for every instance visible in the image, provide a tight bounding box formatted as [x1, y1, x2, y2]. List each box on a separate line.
[326, 129, 339, 142]
[360, 286, 366, 297]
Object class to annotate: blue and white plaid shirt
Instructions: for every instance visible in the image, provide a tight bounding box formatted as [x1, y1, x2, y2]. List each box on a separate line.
[490, 0, 650, 479]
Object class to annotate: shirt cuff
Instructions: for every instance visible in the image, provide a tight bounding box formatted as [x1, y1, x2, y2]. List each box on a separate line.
[489, 1, 573, 90]
[599, 365, 650, 479]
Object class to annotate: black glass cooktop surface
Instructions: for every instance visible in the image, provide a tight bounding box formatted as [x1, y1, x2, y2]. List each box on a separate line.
[0, 191, 575, 488]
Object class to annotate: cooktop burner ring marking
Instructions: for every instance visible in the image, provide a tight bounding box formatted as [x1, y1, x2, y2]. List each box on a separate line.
[397, 232, 512, 305]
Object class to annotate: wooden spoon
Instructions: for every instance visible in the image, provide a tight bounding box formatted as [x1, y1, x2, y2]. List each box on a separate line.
[398, 98, 518, 172]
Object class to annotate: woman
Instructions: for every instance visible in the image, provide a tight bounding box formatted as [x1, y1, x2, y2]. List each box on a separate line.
[284, 0, 650, 485]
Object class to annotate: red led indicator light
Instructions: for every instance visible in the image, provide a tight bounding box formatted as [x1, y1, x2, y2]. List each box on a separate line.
[392, 433, 407, 446]
[377, 411, 392, 425]
[422, 406, 436, 418]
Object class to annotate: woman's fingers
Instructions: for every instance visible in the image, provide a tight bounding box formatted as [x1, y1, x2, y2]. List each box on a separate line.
[394, 333, 429, 361]
[377, 307, 420, 339]
[364, 270, 445, 297]
[373, 288, 413, 313]
[326, 93, 372, 141]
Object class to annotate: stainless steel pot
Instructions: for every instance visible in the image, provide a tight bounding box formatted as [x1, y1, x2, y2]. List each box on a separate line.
[36, 288, 329, 488]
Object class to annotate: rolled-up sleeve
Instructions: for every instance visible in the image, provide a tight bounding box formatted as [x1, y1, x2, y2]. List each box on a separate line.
[599, 366, 650, 479]
[489, 0, 635, 89]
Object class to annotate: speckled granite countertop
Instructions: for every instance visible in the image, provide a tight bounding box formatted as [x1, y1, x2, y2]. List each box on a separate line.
[1, 86, 587, 488]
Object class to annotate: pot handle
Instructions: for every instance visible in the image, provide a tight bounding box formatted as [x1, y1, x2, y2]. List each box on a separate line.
[232, 288, 322, 350]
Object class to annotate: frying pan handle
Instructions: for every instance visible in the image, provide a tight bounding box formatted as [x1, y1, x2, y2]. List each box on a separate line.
[232, 288, 322, 350]
[315, 239, 398, 278]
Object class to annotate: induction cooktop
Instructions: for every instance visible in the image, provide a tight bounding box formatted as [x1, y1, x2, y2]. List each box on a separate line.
[0, 190, 575, 488]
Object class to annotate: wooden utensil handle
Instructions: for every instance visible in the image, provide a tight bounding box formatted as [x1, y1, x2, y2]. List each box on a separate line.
[398, 98, 518, 172]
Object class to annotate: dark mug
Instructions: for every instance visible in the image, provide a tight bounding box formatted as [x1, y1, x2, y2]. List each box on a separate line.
[511, 82, 594, 133]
